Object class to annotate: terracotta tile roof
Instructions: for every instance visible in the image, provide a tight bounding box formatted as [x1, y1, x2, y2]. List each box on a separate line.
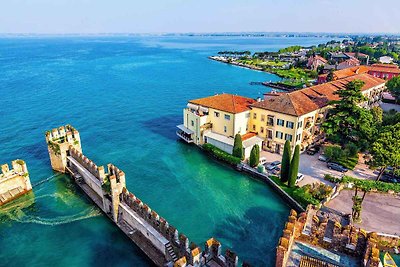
[241, 132, 257, 141]
[189, 94, 256, 114]
[371, 63, 399, 69]
[369, 64, 400, 74]
[333, 66, 370, 79]
[253, 73, 385, 116]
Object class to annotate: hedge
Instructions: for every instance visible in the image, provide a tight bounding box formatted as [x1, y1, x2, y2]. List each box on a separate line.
[324, 174, 400, 193]
[202, 143, 241, 166]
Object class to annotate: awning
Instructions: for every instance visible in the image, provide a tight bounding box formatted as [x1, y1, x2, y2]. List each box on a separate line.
[177, 124, 194, 135]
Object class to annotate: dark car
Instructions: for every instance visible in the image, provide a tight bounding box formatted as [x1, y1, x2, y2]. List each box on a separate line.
[306, 146, 320, 155]
[327, 162, 348, 173]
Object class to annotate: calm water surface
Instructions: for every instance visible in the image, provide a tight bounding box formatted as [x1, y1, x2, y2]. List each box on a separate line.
[0, 36, 335, 266]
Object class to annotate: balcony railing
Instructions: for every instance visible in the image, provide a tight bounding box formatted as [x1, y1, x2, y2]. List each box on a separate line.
[176, 131, 194, 143]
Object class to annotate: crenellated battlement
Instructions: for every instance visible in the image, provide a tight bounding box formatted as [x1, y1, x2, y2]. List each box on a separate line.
[46, 125, 242, 267]
[276, 206, 380, 267]
[0, 159, 32, 206]
[46, 125, 82, 173]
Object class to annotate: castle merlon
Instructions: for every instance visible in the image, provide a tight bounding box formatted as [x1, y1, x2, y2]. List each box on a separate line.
[0, 159, 32, 206]
[46, 125, 241, 267]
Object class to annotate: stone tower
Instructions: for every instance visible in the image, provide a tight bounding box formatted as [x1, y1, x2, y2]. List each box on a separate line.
[45, 125, 82, 173]
[0, 159, 32, 205]
[107, 164, 126, 222]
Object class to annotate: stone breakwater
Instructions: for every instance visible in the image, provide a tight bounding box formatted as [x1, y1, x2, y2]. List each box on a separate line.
[46, 125, 246, 267]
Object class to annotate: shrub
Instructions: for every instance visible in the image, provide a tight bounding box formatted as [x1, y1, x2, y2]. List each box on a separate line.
[341, 176, 400, 193]
[249, 144, 260, 167]
[324, 174, 341, 183]
[202, 143, 241, 166]
[281, 140, 291, 182]
[233, 134, 244, 159]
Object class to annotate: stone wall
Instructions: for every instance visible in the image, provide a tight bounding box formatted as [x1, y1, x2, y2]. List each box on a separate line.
[276, 206, 381, 267]
[46, 125, 82, 173]
[0, 159, 32, 206]
[47, 125, 242, 267]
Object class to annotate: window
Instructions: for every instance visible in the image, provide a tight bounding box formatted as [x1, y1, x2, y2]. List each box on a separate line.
[260, 127, 264, 134]
[252, 125, 256, 131]
[267, 130, 273, 139]
[191, 120, 194, 127]
[275, 131, 283, 139]
[297, 121, 303, 128]
[261, 115, 265, 122]
[296, 134, 301, 141]
[286, 121, 294, 129]
[285, 134, 293, 141]
[277, 119, 285, 126]
[224, 114, 231, 120]
[214, 112, 220, 117]
[267, 116, 274, 126]
[224, 126, 227, 133]
[253, 113, 257, 119]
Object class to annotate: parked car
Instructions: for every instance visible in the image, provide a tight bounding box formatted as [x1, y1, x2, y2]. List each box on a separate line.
[265, 161, 281, 171]
[327, 162, 348, 173]
[318, 154, 329, 162]
[296, 173, 305, 184]
[259, 157, 268, 165]
[271, 166, 281, 175]
[306, 146, 320, 155]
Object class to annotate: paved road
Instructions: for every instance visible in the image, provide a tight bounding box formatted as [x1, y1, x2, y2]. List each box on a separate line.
[325, 190, 400, 236]
[260, 151, 377, 188]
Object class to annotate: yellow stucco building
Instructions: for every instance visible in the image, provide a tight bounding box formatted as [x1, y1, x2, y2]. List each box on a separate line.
[177, 94, 263, 158]
[177, 73, 385, 157]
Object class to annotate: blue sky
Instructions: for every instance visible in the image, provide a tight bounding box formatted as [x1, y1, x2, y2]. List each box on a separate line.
[0, 0, 399, 34]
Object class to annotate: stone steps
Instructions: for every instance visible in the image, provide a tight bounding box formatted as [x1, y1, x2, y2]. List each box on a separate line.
[166, 242, 178, 262]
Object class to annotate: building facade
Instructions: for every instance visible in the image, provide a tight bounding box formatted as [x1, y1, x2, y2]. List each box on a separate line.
[177, 94, 263, 158]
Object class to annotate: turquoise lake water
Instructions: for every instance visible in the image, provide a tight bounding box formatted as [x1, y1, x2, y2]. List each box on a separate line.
[0, 35, 336, 266]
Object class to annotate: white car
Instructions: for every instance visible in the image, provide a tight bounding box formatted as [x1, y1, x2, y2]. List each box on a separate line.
[296, 173, 304, 184]
[259, 157, 268, 165]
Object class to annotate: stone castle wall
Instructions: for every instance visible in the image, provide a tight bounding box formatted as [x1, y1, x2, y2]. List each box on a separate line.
[46, 125, 242, 267]
[46, 125, 82, 173]
[0, 159, 32, 206]
[276, 206, 381, 267]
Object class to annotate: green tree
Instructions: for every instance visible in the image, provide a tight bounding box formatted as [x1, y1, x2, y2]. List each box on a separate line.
[370, 106, 383, 125]
[386, 76, 400, 102]
[326, 69, 334, 82]
[232, 133, 244, 160]
[249, 144, 260, 167]
[288, 145, 300, 188]
[370, 123, 400, 181]
[322, 80, 376, 146]
[281, 140, 291, 182]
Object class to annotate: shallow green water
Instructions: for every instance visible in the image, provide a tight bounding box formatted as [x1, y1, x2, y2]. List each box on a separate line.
[0, 35, 335, 266]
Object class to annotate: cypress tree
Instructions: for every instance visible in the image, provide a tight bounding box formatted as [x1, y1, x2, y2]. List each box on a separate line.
[233, 133, 244, 159]
[288, 145, 300, 188]
[249, 144, 260, 167]
[281, 140, 291, 182]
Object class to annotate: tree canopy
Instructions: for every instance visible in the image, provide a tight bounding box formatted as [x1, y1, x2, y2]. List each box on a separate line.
[249, 144, 260, 167]
[322, 80, 376, 147]
[232, 133, 244, 160]
[386, 76, 400, 101]
[281, 140, 291, 182]
[370, 123, 400, 180]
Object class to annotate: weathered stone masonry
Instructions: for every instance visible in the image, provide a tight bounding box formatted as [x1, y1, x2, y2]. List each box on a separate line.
[46, 125, 244, 267]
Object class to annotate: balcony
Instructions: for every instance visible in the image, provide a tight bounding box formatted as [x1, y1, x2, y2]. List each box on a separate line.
[176, 131, 194, 143]
[176, 124, 194, 143]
